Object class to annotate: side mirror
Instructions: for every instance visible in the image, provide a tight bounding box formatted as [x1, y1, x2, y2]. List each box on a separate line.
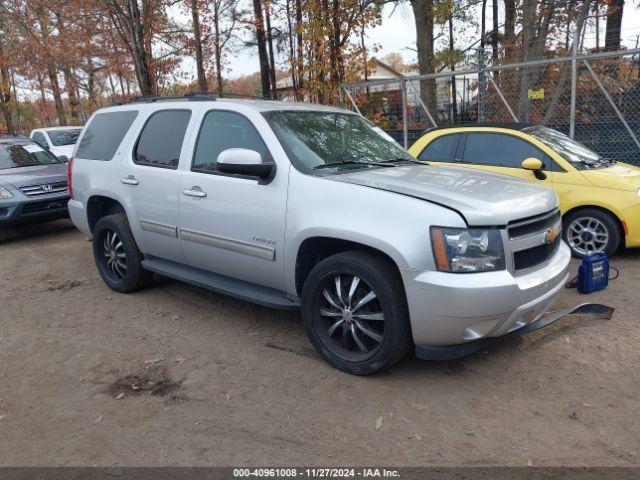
[521, 157, 547, 180]
[217, 148, 274, 180]
[57, 155, 69, 163]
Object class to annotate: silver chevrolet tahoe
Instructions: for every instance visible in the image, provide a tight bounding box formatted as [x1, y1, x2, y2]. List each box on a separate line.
[67, 96, 571, 374]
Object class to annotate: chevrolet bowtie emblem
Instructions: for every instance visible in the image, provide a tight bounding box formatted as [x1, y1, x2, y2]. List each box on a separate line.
[545, 227, 560, 244]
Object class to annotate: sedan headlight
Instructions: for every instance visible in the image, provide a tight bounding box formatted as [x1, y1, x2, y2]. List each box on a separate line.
[0, 185, 12, 199]
[430, 227, 506, 273]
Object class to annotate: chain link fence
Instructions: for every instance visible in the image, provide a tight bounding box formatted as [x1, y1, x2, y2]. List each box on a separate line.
[342, 48, 640, 166]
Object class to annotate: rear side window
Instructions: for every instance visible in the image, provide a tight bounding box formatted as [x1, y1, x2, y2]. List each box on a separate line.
[31, 132, 48, 149]
[76, 111, 138, 161]
[134, 110, 192, 169]
[418, 134, 458, 162]
[192, 110, 268, 173]
[462, 132, 548, 168]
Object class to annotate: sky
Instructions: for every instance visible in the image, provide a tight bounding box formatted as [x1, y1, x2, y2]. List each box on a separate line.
[222, 2, 640, 79]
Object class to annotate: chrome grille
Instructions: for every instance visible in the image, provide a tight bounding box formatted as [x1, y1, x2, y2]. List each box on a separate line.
[507, 209, 562, 272]
[19, 181, 68, 197]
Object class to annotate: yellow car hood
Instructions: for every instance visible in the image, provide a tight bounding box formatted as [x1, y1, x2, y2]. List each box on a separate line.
[583, 162, 640, 192]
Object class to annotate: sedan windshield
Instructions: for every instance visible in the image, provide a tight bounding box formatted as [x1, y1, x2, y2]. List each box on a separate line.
[523, 125, 614, 170]
[264, 111, 415, 172]
[0, 144, 61, 170]
[48, 129, 82, 146]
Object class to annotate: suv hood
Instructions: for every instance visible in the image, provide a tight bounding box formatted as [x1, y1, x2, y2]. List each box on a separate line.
[0, 163, 68, 188]
[330, 164, 558, 225]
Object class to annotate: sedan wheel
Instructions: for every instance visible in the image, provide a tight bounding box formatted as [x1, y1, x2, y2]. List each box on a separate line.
[563, 208, 621, 257]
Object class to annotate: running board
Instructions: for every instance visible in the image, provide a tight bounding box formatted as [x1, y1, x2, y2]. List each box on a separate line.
[142, 257, 300, 310]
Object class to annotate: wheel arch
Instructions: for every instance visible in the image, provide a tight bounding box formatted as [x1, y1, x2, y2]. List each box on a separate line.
[86, 195, 127, 233]
[562, 204, 626, 247]
[294, 236, 405, 297]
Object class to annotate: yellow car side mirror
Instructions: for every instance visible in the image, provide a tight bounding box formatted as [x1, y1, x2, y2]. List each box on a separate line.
[522, 157, 543, 171]
[522, 157, 547, 180]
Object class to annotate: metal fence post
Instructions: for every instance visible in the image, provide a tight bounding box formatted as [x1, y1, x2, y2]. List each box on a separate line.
[569, 37, 578, 139]
[401, 78, 409, 149]
[477, 48, 486, 121]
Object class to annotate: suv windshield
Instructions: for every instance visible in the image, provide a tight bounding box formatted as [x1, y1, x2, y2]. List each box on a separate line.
[523, 125, 614, 170]
[48, 129, 82, 146]
[0, 143, 61, 170]
[264, 111, 414, 171]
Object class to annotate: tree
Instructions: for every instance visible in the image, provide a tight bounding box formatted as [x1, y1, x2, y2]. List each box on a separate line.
[411, 0, 437, 118]
[604, 0, 624, 51]
[105, 0, 157, 96]
[252, 0, 271, 96]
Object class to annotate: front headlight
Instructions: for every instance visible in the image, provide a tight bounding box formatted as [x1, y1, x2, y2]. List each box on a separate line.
[430, 227, 506, 273]
[0, 186, 12, 199]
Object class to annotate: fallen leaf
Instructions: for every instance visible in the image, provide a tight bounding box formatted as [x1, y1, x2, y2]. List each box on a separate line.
[93, 415, 103, 424]
[375, 416, 383, 430]
[224, 393, 232, 401]
[116, 393, 125, 400]
[527, 458, 533, 467]
[410, 402, 429, 411]
[582, 402, 592, 408]
[414, 434, 423, 440]
[564, 336, 571, 344]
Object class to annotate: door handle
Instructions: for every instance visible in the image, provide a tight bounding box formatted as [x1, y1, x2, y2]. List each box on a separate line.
[120, 176, 139, 186]
[183, 188, 207, 198]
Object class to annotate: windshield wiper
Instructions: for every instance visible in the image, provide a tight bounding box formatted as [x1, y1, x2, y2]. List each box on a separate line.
[389, 157, 430, 165]
[313, 160, 397, 170]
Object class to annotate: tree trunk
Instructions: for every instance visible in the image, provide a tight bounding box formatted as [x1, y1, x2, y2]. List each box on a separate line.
[449, 13, 457, 123]
[252, 0, 271, 97]
[604, 0, 624, 51]
[491, 0, 498, 64]
[411, 0, 436, 122]
[47, 64, 67, 126]
[503, 0, 516, 62]
[62, 66, 80, 123]
[295, 0, 304, 93]
[213, 3, 223, 93]
[517, 0, 557, 120]
[0, 7, 14, 135]
[264, 0, 277, 97]
[191, 0, 207, 91]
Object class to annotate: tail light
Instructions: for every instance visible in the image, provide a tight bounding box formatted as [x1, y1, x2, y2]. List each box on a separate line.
[66, 157, 74, 199]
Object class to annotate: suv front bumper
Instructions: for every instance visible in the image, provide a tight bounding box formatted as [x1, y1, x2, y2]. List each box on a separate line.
[0, 194, 70, 228]
[401, 241, 571, 349]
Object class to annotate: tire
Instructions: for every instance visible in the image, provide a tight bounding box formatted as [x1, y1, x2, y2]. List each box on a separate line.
[563, 208, 621, 258]
[301, 250, 411, 375]
[92, 213, 153, 293]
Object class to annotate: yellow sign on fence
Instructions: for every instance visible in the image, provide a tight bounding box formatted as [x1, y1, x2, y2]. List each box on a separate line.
[528, 88, 545, 100]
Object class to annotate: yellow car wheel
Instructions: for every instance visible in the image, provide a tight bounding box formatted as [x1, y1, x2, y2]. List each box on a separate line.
[563, 208, 621, 258]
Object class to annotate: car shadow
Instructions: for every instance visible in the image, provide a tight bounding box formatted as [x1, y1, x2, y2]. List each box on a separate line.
[0, 219, 77, 245]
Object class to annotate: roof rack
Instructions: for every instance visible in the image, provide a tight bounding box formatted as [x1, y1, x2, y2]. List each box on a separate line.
[112, 91, 275, 106]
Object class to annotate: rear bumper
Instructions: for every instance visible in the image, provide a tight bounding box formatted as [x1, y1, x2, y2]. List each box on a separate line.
[68, 199, 91, 237]
[401, 241, 571, 347]
[0, 195, 69, 228]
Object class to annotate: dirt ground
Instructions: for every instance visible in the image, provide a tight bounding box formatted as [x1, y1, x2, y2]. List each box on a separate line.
[0, 219, 639, 467]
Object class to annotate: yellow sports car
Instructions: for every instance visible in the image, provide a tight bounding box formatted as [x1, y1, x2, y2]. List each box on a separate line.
[409, 123, 640, 257]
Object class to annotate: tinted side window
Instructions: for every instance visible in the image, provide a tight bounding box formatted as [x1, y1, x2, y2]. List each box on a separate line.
[76, 111, 138, 161]
[192, 110, 268, 173]
[462, 133, 548, 168]
[418, 134, 458, 162]
[32, 132, 48, 149]
[134, 110, 192, 169]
